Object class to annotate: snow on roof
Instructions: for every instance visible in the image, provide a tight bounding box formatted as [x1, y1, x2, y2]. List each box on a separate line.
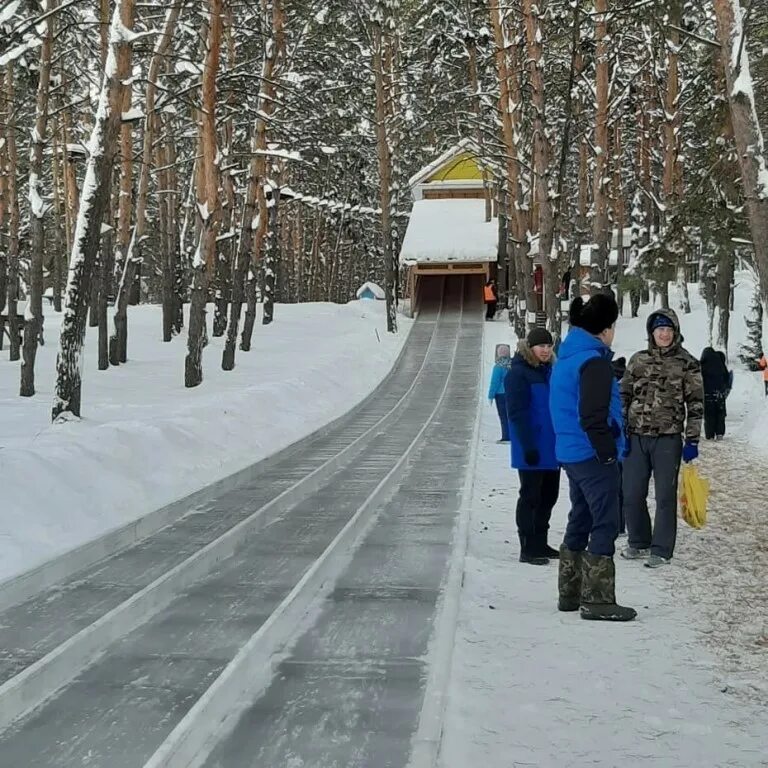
[399, 199, 498, 264]
[408, 139, 478, 190]
[356, 281, 385, 299]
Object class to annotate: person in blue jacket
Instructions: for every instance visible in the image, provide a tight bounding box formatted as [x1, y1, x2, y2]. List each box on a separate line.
[505, 328, 560, 565]
[549, 294, 636, 621]
[487, 344, 513, 443]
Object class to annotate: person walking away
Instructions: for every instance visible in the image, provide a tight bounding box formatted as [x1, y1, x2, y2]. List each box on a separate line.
[701, 347, 730, 440]
[550, 294, 635, 621]
[760, 354, 768, 396]
[718, 351, 733, 420]
[620, 309, 703, 568]
[487, 344, 513, 443]
[505, 328, 560, 565]
[484, 279, 498, 321]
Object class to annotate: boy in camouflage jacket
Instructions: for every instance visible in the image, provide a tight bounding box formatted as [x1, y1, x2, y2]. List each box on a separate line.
[620, 308, 704, 567]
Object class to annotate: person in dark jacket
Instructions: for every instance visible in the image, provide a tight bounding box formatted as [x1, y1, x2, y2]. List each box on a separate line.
[487, 344, 513, 443]
[505, 328, 560, 565]
[550, 294, 636, 622]
[701, 347, 730, 440]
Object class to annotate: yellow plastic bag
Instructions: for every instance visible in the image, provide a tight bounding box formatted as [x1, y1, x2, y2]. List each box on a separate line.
[679, 464, 709, 529]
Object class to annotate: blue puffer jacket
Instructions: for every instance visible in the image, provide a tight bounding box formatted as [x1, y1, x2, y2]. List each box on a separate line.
[550, 327, 626, 463]
[487, 362, 509, 400]
[504, 343, 558, 471]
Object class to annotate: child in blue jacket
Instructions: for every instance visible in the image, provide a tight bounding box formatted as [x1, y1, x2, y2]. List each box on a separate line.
[487, 344, 512, 443]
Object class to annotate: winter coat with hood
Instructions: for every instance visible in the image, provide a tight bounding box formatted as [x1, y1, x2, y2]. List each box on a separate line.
[504, 341, 558, 470]
[620, 308, 704, 441]
[700, 347, 730, 399]
[549, 326, 626, 465]
[487, 352, 512, 399]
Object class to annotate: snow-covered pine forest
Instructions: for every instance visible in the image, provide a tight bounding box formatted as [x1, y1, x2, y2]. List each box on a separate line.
[1, 0, 768, 417]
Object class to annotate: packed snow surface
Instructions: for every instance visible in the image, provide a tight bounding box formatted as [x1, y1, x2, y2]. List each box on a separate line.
[0, 301, 410, 583]
[440, 278, 768, 767]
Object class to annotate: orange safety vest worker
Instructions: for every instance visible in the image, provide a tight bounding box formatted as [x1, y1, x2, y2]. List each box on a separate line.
[484, 284, 496, 303]
[760, 355, 768, 381]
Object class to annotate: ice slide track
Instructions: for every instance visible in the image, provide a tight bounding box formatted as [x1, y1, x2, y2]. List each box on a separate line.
[0, 275, 483, 766]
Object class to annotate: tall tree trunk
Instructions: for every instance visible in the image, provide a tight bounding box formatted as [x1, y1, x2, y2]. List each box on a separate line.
[0, 70, 7, 318]
[50, 114, 64, 314]
[97, 189, 114, 370]
[612, 121, 625, 313]
[373, 18, 397, 333]
[714, 0, 768, 315]
[52, 0, 135, 420]
[489, 3, 534, 327]
[590, 0, 610, 294]
[715, 248, 735, 351]
[263, 187, 280, 325]
[21, 1, 55, 397]
[224, 0, 284, 368]
[213, 0, 237, 338]
[523, 0, 559, 333]
[662, 1, 690, 314]
[111, 1, 181, 364]
[185, 0, 222, 388]
[5, 63, 21, 362]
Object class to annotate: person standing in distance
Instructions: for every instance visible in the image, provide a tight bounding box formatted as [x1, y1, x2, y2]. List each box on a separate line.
[550, 293, 636, 621]
[620, 309, 704, 568]
[484, 279, 498, 321]
[505, 328, 560, 565]
[487, 343, 513, 444]
[700, 347, 730, 441]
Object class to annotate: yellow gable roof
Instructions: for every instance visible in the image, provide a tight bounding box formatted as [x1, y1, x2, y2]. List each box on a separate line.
[426, 151, 484, 182]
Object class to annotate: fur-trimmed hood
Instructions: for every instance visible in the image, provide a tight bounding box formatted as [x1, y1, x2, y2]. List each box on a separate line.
[515, 340, 554, 368]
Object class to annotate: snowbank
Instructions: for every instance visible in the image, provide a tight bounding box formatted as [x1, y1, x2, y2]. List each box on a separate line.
[0, 301, 411, 583]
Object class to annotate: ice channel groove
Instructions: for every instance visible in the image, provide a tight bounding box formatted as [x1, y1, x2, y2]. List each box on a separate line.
[142, 280, 469, 768]
[0, 278, 455, 739]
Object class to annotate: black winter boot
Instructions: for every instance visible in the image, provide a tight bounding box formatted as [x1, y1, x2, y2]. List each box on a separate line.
[558, 545, 582, 611]
[580, 551, 637, 622]
[539, 539, 560, 559]
[518, 533, 549, 565]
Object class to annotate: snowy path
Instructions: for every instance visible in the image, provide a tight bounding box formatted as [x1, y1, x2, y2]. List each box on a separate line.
[440, 321, 768, 768]
[663, 437, 768, 702]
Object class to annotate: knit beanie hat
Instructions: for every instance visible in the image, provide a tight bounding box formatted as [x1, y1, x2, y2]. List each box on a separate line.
[650, 314, 675, 331]
[568, 293, 619, 335]
[527, 327, 554, 347]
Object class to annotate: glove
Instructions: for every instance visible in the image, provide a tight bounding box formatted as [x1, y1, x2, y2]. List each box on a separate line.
[524, 449, 540, 467]
[622, 431, 631, 459]
[682, 441, 699, 463]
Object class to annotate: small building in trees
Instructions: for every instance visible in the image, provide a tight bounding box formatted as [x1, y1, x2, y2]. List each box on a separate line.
[400, 140, 499, 315]
[356, 281, 385, 301]
[576, 228, 703, 295]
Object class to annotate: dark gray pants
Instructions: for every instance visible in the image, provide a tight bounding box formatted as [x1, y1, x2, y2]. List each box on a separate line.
[623, 434, 682, 559]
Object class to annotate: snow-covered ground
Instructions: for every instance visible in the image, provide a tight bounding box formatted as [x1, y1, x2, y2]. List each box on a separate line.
[441, 279, 768, 767]
[0, 301, 410, 584]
